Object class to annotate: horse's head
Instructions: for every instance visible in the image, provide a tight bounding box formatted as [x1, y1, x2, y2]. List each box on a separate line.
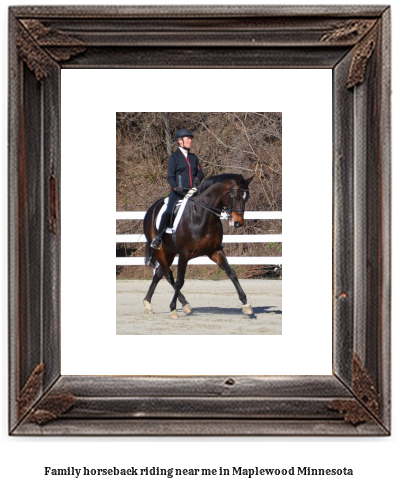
[196, 173, 254, 227]
[228, 175, 254, 228]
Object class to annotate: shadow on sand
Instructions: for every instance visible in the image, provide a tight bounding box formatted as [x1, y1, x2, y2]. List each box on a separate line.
[185, 306, 282, 318]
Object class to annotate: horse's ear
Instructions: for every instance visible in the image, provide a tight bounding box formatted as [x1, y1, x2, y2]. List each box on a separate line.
[246, 175, 255, 185]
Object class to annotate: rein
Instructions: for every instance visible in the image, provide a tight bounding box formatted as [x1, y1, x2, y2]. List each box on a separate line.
[190, 180, 248, 218]
[190, 200, 224, 217]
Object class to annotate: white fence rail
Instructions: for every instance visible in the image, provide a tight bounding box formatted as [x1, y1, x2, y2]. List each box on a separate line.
[116, 211, 282, 266]
[118, 257, 281, 266]
[116, 211, 282, 220]
[117, 234, 282, 243]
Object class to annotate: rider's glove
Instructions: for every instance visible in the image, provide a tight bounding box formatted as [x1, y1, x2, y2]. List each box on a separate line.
[193, 177, 201, 189]
[173, 187, 185, 196]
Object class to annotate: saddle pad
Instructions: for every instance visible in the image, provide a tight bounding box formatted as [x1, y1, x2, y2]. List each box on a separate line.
[155, 196, 187, 234]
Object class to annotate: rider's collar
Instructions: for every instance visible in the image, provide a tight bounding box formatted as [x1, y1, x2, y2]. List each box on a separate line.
[179, 147, 189, 157]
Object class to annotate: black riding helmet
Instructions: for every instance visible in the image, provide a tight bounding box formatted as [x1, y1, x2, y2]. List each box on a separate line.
[174, 129, 194, 140]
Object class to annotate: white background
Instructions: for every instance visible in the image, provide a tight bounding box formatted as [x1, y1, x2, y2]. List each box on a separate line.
[61, 68, 332, 376]
[1, 1, 397, 492]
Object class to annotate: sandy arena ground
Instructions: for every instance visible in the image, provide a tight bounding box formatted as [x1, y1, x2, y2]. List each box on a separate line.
[116, 279, 282, 335]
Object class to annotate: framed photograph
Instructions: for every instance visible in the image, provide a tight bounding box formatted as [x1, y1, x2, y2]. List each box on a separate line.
[9, 5, 391, 435]
[114, 109, 284, 337]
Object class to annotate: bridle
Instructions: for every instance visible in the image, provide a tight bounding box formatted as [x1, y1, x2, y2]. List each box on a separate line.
[224, 179, 248, 214]
[189, 180, 248, 218]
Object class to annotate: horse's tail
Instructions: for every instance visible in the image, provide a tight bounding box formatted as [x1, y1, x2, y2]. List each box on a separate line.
[144, 241, 156, 267]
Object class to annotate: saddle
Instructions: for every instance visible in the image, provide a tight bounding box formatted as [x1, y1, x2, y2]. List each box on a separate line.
[155, 188, 196, 234]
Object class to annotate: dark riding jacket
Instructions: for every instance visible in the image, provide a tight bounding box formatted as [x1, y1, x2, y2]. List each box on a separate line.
[167, 149, 203, 190]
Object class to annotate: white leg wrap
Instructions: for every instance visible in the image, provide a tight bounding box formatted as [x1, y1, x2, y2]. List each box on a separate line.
[143, 300, 153, 314]
[182, 303, 192, 314]
[242, 303, 253, 315]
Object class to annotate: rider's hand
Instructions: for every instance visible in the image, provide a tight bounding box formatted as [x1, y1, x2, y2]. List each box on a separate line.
[193, 177, 201, 189]
[173, 187, 185, 196]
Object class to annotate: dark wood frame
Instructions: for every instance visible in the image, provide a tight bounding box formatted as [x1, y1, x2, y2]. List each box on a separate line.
[9, 5, 391, 436]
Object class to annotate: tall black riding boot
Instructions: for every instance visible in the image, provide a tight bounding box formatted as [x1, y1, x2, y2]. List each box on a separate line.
[151, 191, 180, 250]
[150, 214, 170, 250]
[150, 231, 165, 250]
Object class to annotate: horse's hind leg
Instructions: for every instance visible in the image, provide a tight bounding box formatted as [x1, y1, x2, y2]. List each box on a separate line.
[161, 250, 191, 313]
[166, 268, 192, 314]
[143, 263, 163, 314]
[143, 250, 191, 315]
[209, 250, 253, 315]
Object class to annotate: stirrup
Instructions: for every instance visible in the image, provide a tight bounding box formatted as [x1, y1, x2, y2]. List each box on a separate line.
[151, 237, 162, 250]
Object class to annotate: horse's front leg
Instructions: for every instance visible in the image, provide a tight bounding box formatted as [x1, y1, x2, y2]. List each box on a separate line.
[169, 255, 189, 319]
[209, 249, 253, 315]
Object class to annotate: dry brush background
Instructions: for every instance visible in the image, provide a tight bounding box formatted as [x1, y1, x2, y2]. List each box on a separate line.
[116, 112, 282, 280]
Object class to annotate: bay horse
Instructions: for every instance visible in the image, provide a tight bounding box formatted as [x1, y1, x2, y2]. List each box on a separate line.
[143, 173, 254, 318]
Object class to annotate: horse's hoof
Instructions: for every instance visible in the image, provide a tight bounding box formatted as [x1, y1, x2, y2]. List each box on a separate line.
[169, 310, 179, 319]
[182, 303, 192, 314]
[242, 304, 253, 315]
[143, 300, 153, 314]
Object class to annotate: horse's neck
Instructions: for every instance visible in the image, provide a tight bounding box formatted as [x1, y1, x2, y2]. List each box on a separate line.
[199, 182, 230, 208]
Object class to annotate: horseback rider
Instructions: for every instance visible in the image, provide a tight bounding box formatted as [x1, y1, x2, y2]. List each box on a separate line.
[151, 129, 204, 250]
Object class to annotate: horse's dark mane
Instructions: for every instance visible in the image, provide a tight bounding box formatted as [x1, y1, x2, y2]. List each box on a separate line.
[197, 173, 247, 195]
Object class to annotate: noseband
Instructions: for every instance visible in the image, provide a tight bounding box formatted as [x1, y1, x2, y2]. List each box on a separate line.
[191, 180, 248, 218]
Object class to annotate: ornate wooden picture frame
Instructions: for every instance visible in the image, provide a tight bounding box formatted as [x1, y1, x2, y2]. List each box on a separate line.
[9, 5, 391, 435]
